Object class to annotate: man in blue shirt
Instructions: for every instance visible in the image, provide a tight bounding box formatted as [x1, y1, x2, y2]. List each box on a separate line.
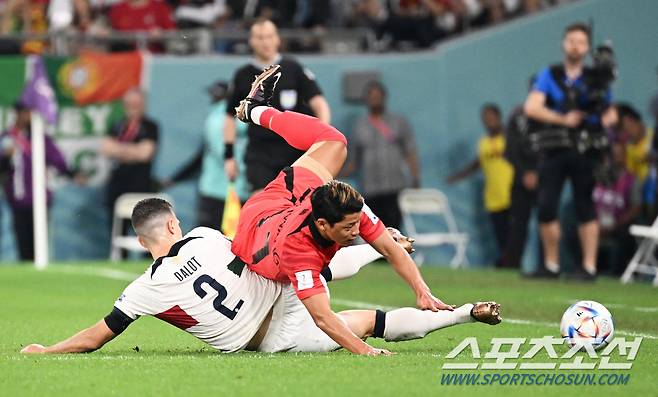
[524, 22, 615, 281]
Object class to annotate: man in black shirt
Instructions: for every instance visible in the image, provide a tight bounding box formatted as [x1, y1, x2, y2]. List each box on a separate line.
[223, 18, 331, 194]
[101, 88, 160, 253]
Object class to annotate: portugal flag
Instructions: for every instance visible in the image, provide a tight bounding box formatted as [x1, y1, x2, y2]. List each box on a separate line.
[47, 51, 143, 105]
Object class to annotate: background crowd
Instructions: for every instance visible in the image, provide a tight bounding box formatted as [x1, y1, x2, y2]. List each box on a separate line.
[0, 0, 577, 54]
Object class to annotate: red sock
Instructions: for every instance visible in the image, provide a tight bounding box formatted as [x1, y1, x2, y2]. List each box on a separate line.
[259, 108, 346, 151]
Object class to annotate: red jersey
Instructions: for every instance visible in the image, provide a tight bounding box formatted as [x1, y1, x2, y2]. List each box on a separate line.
[232, 167, 385, 300]
[109, 0, 176, 32]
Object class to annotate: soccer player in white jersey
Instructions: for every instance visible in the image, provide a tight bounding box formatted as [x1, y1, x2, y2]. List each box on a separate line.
[21, 198, 501, 355]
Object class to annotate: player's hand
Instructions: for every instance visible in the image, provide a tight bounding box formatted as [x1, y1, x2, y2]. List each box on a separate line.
[416, 291, 455, 312]
[562, 111, 585, 128]
[365, 347, 394, 356]
[224, 158, 238, 181]
[21, 344, 46, 354]
[387, 227, 415, 254]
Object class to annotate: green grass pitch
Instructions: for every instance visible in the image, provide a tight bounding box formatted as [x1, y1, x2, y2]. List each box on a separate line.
[1, 262, 656, 397]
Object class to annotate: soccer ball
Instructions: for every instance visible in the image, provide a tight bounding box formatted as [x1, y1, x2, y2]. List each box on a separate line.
[560, 300, 614, 350]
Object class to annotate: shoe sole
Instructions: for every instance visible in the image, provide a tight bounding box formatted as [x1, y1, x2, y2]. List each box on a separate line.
[472, 301, 502, 325]
[235, 64, 282, 122]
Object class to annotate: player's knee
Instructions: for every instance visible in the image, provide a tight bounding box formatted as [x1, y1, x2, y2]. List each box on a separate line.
[318, 126, 347, 148]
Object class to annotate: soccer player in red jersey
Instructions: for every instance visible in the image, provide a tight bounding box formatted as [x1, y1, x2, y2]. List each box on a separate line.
[230, 65, 470, 355]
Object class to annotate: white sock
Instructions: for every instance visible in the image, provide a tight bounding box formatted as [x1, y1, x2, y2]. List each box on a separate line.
[326, 244, 383, 281]
[250, 106, 269, 125]
[381, 304, 475, 342]
[545, 262, 560, 273]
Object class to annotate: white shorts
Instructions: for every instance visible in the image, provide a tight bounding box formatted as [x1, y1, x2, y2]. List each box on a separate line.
[257, 283, 341, 353]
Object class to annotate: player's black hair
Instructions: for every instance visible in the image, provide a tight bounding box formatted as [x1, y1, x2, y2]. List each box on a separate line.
[481, 103, 501, 117]
[564, 22, 591, 44]
[311, 180, 364, 226]
[131, 198, 174, 233]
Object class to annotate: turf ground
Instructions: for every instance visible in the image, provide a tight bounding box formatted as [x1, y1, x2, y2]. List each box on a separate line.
[1, 262, 657, 397]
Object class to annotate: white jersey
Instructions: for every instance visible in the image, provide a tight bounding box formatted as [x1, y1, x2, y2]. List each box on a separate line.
[112, 227, 282, 352]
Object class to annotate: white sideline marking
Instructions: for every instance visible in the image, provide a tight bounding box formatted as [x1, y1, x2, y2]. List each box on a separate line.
[52, 265, 137, 282]
[565, 299, 658, 313]
[48, 267, 658, 340]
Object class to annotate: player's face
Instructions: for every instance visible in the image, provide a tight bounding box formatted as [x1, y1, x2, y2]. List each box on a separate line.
[323, 212, 361, 246]
[250, 22, 280, 62]
[562, 31, 589, 64]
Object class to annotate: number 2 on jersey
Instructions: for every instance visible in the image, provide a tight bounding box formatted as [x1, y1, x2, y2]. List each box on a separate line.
[193, 274, 244, 320]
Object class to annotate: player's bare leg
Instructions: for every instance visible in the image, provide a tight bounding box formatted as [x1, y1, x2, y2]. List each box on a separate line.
[235, 64, 347, 182]
[338, 302, 502, 342]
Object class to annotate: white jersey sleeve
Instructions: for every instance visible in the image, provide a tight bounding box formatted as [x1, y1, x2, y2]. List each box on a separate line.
[110, 227, 281, 352]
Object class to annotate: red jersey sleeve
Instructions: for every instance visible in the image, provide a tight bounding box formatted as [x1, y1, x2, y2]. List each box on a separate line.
[359, 202, 386, 243]
[281, 245, 328, 300]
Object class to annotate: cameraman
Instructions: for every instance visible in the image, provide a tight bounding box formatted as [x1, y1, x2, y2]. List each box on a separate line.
[524, 23, 616, 281]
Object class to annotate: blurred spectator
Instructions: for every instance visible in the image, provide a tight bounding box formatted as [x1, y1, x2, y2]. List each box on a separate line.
[342, 81, 420, 229]
[617, 103, 656, 220]
[447, 103, 513, 267]
[163, 81, 250, 229]
[171, 0, 228, 28]
[242, 0, 296, 27]
[503, 88, 539, 269]
[108, 0, 175, 51]
[224, 18, 330, 194]
[48, 0, 92, 31]
[0, 101, 80, 261]
[293, 0, 331, 28]
[594, 141, 641, 275]
[344, 0, 388, 29]
[385, 0, 450, 48]
[101, 88, 159, 254]
[617, 104, 651, 183]
[1, 0, 49, 53]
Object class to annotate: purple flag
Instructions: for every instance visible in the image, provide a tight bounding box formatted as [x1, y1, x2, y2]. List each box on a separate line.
[20, 56, 58, 125]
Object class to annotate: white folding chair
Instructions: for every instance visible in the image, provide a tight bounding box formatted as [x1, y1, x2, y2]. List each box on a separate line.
[110, 192, 174, 262]
[398, 188, 469, 267]
[621, 217, 658, 286]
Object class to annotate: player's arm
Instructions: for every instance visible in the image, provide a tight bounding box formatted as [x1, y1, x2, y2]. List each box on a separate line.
[101, 137, 156, 163]
[21, 319, 117, 354]
[370, 232, 453, 312]
[301, 292, 390, 356]
[309, 95, 331, 124]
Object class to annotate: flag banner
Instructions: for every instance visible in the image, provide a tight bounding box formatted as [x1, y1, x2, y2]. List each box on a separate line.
[0, 52, 145, 186]
[221, 184, 242, 239]
[21, 56, 58, 124]
[53, 51, 143, 105]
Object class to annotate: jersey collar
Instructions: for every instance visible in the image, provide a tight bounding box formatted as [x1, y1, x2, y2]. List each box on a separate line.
[150, 236, 201, 278]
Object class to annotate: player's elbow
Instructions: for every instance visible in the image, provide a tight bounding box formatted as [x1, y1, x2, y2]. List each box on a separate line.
[309, 311, 333, 332]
